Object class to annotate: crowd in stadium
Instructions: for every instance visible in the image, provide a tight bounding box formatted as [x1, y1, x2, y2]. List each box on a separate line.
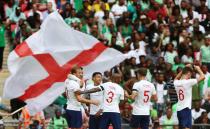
[0, 0, 210, 129]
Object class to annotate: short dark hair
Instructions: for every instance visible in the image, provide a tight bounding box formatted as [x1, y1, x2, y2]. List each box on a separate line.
[92, 72, 102, 78]
[71, 66, 82, 74]
[138, 68, 147, 76]
[182, 67, 193, 75]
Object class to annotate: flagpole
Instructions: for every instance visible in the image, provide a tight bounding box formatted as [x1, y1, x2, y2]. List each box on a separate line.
[0, 106, 24, 120]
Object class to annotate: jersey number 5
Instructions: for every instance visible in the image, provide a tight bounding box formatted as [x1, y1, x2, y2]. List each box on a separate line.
[144, 91, 150, 103]
[106, 91, 114, 103]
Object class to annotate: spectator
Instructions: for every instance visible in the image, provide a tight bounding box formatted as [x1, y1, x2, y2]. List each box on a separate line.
[118, 18, 133, 38]
[201, 12, 210, 33]
[5, 0, 17, 19]
[181, 48, 193, 64]
[192, 100, 206, 122]
[200, 34, 210, 72]
[159, 107, 179, 129]
[42, 2, 54, 20]
[180, 0, 188, 19]
[27, 4, 43, 20]
[161, 43, 178, 65]
[111, 0, 127, 21]
[44, 104, 61, 120]
[147, 2, 167, 20]
[140, 0, 150, 11]
[121, 102, 132, 123]
[94, 2, 114, 24]
[188, 19, 206, 34]
[194, 111, 210, 128]
[65, 9, 81, 26]
[146, 43, 161, 64]
[18, 107, 45, 129]
[100, 18, 117, 44]
[197, 65, 210, 97]
[172, 56, 185, 72]
[27, 12, 42, 30]
[202, 88, 210, 113]
[154, 73, 166, 113]
[164, 79, 178, 106]
[0, 20, 5, 72]
[47, 109, 68, 129]
[9, 7, 26, 23]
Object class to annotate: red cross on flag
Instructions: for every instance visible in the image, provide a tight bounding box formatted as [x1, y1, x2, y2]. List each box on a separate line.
[3, 12, 126, 115]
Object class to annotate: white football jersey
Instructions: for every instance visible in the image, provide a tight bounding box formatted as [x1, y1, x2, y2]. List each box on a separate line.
[174, 79, 197, 111]
[65, 78, 82, 111]
[132, 80, 156, 115]
[100, 82, 124, 113]
[86, 84, 103, 115]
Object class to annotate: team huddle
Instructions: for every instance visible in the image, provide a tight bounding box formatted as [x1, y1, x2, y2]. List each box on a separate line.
[64, 65, 205, 129]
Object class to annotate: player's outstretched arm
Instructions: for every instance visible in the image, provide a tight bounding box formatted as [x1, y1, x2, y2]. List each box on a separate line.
[125, 90, 138, 100]
[78, 87, 102, 94]
[75, 92, 99, 106]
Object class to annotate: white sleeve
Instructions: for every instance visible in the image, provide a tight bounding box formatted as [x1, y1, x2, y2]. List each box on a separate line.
[187, 79, 198, 87]
[181, 55, 187, 63]
[174, 80, 181, 86]
[85, 84, 91, 90]
[99, 85, 105, 91]
[151, 84, 157, 95]
[120, 88, 124, 100]
[200, 25, 206, 34]
[132, 83, 139, 92]
[40, 111, 45, 119]
[111, 5, 116, 12]
[66, 80, 80, 92]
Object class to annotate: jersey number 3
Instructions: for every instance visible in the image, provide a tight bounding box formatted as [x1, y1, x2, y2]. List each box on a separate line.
[106, 91, 114, 103]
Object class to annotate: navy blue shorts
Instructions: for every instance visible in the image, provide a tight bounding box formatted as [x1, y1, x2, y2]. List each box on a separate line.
[66, 109, 82, 128]
[130, 115, 150, 129]
[177, 108, 192, 128]
[99, 112, 121, 129]
[89, 115, 102, 129]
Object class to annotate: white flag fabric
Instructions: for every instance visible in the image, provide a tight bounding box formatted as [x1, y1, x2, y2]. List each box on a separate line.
[3, 12, 126, 115]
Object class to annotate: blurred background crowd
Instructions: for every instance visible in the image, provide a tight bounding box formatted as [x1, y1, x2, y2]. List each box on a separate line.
[0, 0, 210, 128]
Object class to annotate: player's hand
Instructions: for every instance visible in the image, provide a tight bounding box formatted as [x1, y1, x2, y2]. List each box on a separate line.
[95, 109, 103, 117]
[92, 100, 100, 106]
[194, 65, 201, 71]
[75, 90, 82, 95]
[124, 90, 129, 98]
[84, 109, 89, 117]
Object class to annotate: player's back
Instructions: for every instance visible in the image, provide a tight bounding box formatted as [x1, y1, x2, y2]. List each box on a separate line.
[174, 79, 197, 111]
[101, 82, 124, 113]
[65, 78, 82, 111]
[132, 80, 156, 115]
[86, 84, 103, 115]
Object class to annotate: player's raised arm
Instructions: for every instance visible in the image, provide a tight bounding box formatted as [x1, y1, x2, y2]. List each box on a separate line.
[194, 65, 205, 83]
[174, 70, 182, 80]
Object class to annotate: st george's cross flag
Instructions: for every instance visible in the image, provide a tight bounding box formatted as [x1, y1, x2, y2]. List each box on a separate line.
[3, 12, 127, 115]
